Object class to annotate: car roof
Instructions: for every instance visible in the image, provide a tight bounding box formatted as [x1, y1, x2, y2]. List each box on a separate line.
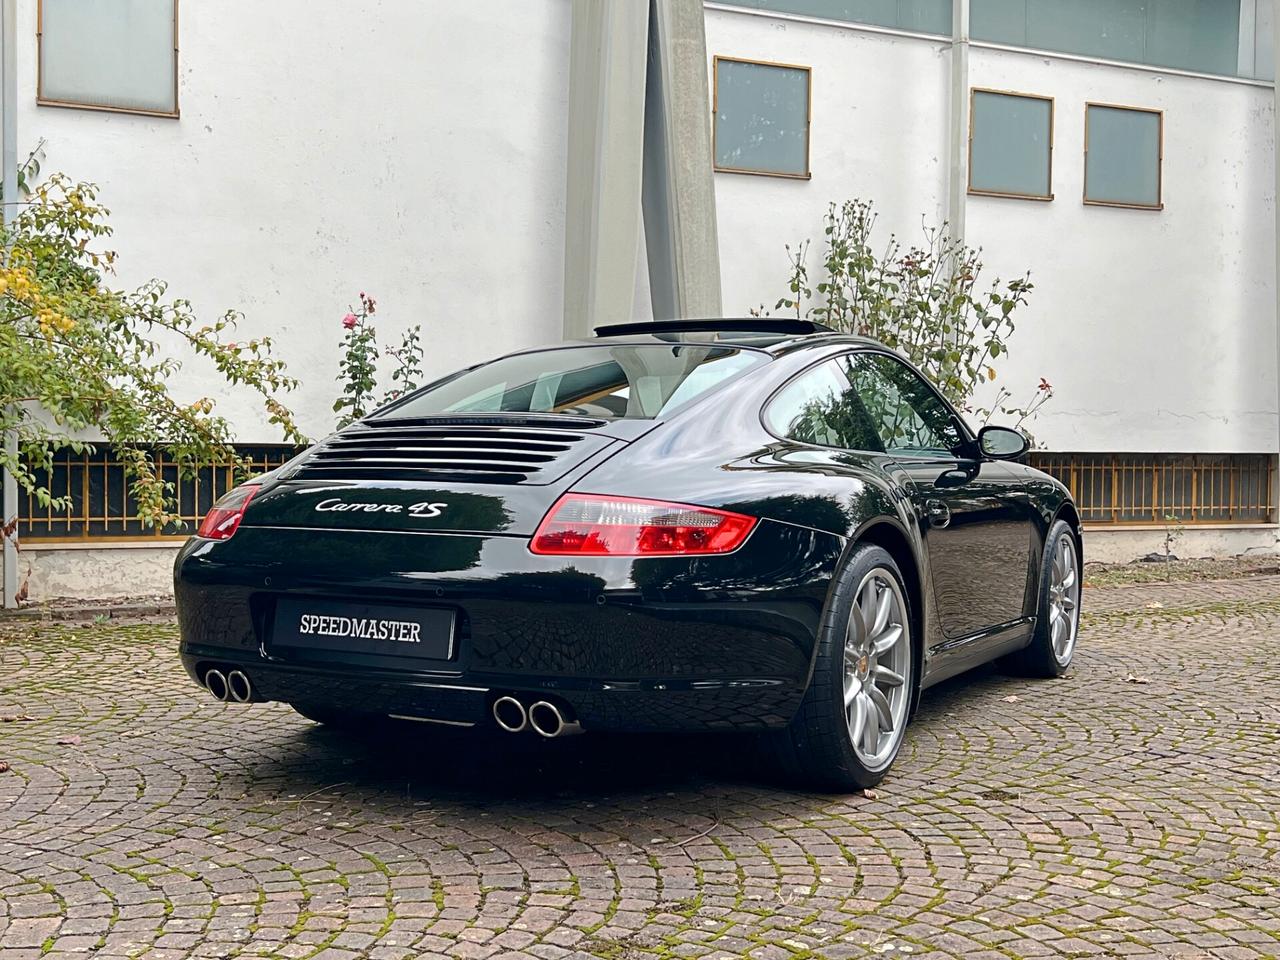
[586, 318, 878, 354]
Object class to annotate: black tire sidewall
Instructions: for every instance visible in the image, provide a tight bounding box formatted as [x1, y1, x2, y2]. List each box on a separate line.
[1033, 518, 1079, 676]
[792, 542, 915, 787]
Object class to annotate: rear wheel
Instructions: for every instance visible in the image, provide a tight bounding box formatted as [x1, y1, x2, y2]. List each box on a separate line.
[1005, 518, 1081, 678]
[289, 702, 382, 730]
[771, 543, 916, 791]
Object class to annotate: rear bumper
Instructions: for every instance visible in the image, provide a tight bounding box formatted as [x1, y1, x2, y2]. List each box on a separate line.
[175, 521, 842, 733]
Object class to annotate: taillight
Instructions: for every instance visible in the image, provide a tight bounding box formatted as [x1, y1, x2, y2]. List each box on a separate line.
[196, 484, 260, 541]
[530, 494, 756, 556]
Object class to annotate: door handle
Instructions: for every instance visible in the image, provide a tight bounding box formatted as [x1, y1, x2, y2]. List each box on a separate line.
[935, 467, 973, 489]
[925, 499, 951, 529]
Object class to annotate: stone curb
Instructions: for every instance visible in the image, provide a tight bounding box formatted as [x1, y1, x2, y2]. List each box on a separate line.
[0, 599, 176, 621]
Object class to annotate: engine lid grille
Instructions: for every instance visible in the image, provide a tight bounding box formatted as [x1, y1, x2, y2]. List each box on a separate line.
[292, 422, 614, 485]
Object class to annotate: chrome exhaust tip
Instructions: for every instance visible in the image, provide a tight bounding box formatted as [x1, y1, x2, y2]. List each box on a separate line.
[528, 700, 583, 738]
[227, 670, 253, 704]
[203, 668, 229, 702]
[492, 695, 528, 733]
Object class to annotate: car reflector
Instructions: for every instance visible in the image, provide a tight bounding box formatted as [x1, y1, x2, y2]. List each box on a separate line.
[530, 494, 756, 556]
[196, 484, 261, 541]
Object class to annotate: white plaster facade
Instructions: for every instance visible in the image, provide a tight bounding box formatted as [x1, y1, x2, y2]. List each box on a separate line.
[6, 1, 1279, 599]
[14, 0, 576, 441]
[703, 7, 1278, 456]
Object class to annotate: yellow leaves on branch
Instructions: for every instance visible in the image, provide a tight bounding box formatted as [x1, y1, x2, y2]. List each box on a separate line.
[0, 266, 74, 335]
[36, 309, 75, 337]
[0, 266, 35, 300]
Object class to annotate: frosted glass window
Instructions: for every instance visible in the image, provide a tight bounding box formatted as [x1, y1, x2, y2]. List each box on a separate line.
[1085, 105, 1163, 209]
[1025, 0, 1147, 63]
[39, 0, 178, 116]
[721, 1, 951, 35]
[969, 90, 1053, 200]
[714, 57, 811, 178]
[1145, 0, 1241, 75]
[970, 0, 1244, 78]
[970, 0, 1028, 44]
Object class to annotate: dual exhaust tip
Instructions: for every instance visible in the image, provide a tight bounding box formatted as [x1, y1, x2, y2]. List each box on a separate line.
[203, 668, 253, 704]
[204, 673, 574, 737]
[493, 695, 583, 738]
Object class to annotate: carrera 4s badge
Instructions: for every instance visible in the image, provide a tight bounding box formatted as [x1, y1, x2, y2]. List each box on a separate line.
[314, 498, 447, 518]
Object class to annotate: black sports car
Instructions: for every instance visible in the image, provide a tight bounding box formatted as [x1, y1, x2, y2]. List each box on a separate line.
[176, 319, 1082, 789]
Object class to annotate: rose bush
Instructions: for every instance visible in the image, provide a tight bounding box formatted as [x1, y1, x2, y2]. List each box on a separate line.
[334, 292, 423, 428]
[764, 198, 1052, 434]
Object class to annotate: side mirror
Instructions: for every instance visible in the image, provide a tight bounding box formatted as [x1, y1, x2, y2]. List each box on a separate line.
[978, 425, 1029, 460]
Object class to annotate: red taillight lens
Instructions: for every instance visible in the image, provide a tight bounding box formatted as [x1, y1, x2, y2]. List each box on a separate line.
[196, 484, 260, 541]
[530, 494, 756, 556]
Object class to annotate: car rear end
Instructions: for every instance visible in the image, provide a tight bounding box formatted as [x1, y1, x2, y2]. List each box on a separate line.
[175, 340, 838, 735]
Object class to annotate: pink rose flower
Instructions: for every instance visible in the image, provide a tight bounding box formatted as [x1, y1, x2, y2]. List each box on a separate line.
[342, 313, 358, 330]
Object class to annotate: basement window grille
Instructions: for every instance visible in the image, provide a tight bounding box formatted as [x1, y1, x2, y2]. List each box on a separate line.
[11, 445, 300, 543]
[1028, 452, 1277, 526]
[9, 448, 1274, 541]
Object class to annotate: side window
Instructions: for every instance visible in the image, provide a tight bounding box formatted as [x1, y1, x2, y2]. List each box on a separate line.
[765, 361, 885, 452]
[840, 353, 965, 456]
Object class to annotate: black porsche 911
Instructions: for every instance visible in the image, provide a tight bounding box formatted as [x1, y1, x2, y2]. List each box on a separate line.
[176, 319, 1082, 789]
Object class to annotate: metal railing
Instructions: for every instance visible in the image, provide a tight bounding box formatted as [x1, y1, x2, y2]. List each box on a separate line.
[1029, 452, 1277, 526]
[9, 447, 1276, 542]
[13, 445, 300, 543]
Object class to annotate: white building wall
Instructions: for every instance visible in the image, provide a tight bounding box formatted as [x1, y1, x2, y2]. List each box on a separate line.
[17, 1, 1275, 456]
[705, 9, 952, 319]
[10, 1, 1280, 599]
[15, 0, 574, 442]
[968, 49, 1277, 454]
[704, 6, 1278, 455]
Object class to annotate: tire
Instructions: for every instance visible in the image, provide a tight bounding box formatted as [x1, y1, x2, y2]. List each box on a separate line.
[289, 702, 383, 730]
[769, 543, 917, 791]
[1004, 518, 1081, 678]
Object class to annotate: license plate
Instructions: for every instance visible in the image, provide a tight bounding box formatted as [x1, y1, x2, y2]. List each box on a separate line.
[271, 598, 455, 661]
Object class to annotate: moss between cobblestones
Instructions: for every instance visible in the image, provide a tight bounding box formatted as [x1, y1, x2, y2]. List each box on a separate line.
[1084, 556, 1280, 587]
[1083, 595, 1280, 626]
[3, 581, 1280, 959]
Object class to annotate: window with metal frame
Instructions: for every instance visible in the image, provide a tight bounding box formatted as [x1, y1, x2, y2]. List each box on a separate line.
[38, 0, 179, 118]
[970, 0, 1259, 80]
[713, 56, 812, 179]
[968, 89, 1055, 201]
[12, 445, 300, 543]
[717, 0, 952, 36]
[1084, 103, 1164, 210]
[1028, 452, 1276, 526]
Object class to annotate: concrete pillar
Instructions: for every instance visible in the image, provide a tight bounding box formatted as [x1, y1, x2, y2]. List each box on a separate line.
[563, 0, 650, 340]
[947, 0, 971, 243]
[642, 0, 723, 320]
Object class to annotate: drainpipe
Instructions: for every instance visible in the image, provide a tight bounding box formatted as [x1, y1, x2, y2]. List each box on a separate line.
[2, 0, 18, 609]
[1273, 5, 1280, 531]
[947, 0, 970, 245]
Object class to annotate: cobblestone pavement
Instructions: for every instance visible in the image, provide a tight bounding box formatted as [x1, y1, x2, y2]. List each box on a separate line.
[1, 578, 1278, 960]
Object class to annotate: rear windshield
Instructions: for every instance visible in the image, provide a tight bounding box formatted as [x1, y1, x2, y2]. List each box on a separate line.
[381, 344, 766, 421]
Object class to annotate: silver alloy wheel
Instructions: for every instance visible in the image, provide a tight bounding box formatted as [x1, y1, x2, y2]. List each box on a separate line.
[1047, 532, 1080, 665]
[843, 568, 911, 769]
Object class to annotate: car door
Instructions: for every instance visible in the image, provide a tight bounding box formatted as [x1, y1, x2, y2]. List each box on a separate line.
[837, 351, 1034, 640]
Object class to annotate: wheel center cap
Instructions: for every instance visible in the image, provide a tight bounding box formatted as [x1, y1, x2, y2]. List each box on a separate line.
[857, 654, 870, 676]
